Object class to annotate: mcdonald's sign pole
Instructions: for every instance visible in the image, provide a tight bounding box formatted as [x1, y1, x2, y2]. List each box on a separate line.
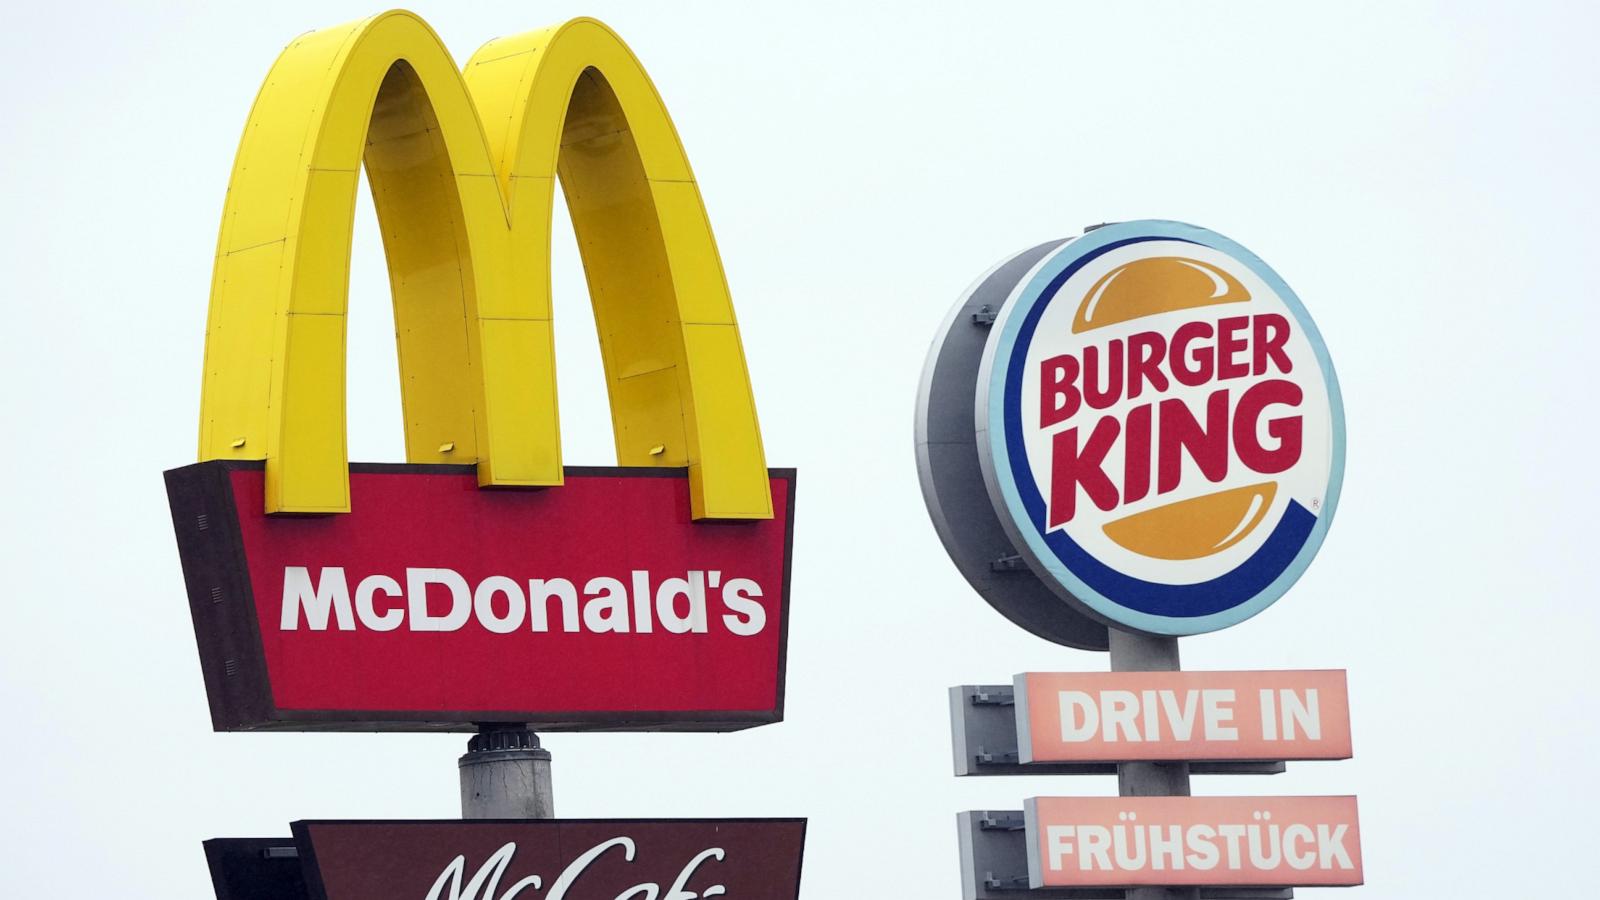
[169, 15, 809, 885]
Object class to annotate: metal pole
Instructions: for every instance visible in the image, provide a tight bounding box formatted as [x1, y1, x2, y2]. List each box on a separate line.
[1108, 629, 1198, 900]
[458, 724, 554, 819]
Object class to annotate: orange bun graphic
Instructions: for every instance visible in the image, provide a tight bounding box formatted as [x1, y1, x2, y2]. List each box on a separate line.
[1102, 481, 1277, 561]
[1073, 257, 1249, 333]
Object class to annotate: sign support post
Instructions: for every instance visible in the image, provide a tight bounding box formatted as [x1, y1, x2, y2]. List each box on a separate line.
[1109, 630, 1197, 900]
[458, 725, 555, 819]
[1109, 630, 1192, 797]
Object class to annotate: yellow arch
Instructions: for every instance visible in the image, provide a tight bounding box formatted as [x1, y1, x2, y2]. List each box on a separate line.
[199, 11, 771, 520]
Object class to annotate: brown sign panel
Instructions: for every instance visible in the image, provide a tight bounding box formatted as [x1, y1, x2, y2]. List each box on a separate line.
[207, 819, 806, 900]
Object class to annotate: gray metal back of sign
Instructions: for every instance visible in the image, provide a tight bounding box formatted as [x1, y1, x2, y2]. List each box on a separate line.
[914, 240, 1108, 651]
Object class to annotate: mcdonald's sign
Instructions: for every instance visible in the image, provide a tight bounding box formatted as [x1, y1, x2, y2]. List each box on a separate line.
[166, 12, 796, 731]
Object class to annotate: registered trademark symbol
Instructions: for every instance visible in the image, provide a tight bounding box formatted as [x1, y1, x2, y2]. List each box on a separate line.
[1311, 497, 1321, 510]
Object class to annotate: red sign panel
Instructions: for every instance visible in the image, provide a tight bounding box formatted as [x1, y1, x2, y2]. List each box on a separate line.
[166, 461, 796, 731]
[1016, 670, 1352, 763]
[1026, 795, 1362, 888]
[205, 819, 806, 900]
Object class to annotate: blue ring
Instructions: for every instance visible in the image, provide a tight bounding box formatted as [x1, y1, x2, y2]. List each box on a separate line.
[982, 221, 1346, 635]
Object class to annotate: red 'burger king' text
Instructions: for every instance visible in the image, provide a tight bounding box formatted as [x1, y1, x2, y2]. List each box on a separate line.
[1040, 313, 1304, 526]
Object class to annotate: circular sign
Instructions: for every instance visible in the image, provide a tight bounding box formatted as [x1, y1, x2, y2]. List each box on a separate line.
[975, 221, 1344, 635]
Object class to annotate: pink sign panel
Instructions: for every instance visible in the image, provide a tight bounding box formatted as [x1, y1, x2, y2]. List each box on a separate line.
[1026, 795, 1363, 888]
[1015, 670, 1352, 763]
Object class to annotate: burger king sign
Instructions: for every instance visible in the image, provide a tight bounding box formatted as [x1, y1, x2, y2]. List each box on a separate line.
[919, 221, 1343, 639]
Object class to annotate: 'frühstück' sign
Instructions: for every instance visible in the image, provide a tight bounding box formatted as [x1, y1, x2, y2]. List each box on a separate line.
[1025, 795, 1362, 888]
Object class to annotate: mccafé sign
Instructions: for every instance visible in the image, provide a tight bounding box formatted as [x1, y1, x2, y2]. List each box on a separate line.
[168, 11, 795, 730]
[205, 819, 806, 900]
[975, 221, 1345, 635]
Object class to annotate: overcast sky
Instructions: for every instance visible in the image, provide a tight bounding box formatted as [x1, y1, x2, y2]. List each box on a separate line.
[2, 1, 1596, 896]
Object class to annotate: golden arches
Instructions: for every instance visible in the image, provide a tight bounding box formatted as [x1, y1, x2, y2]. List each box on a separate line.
[199, 11, 771, 520]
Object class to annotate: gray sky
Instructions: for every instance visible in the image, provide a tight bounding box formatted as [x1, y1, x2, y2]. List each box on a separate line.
[1, 1, 1595, 896]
